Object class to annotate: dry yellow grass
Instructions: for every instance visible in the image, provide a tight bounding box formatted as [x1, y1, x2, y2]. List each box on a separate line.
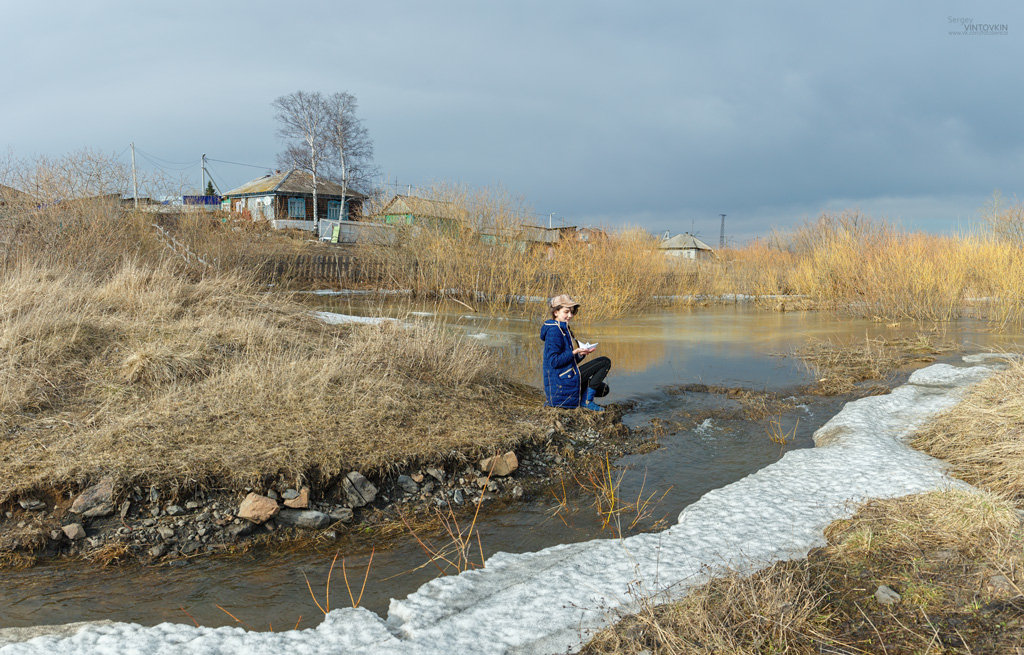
[913, 358, 1024, 503]
[0, 260, 545, 503]
[795, 332, 957, 395]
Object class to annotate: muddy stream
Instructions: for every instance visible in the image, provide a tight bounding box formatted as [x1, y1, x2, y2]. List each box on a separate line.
[1, 302, 1018, 631]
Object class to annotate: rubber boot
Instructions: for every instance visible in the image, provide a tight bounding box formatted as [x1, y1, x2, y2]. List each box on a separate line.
[582, 386, 603, 411]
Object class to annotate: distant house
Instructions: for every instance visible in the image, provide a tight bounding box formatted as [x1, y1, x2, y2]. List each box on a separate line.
[659, 232, 715, 261]
[378, 194, 567, 251]
[221, 169, 366, 237]
[379, 195, 466, 228]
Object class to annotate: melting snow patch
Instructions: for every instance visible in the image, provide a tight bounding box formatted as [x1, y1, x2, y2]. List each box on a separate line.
[312, 311, 396, 326]
[0, 358, 1003, 655]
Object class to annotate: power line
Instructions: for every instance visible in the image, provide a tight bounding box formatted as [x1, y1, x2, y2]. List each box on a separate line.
[134, 147, 195, 168]
[206, 157, 274, 170]
[136, 151, 195, 172]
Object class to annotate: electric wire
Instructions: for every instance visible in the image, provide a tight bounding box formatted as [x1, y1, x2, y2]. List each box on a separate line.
[206, 157, 274, 170]
[134, 147, 196, 168]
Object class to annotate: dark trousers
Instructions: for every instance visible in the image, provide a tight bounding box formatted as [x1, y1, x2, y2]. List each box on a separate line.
[578, 356, 611, 397]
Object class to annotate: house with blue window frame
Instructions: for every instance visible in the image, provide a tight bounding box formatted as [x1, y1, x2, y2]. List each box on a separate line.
[221, 169, 365, 235]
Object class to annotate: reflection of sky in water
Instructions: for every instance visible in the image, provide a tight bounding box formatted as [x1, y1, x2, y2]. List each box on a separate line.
[311, 296, 1024, 402]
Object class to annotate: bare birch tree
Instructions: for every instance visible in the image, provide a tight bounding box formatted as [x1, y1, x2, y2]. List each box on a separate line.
[323, 92, 375, 219]
[273, 91, 330, 230]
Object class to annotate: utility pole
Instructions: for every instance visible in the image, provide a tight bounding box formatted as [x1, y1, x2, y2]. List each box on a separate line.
[548, 212, 556, 229]
[130, 142, 138, 209]
[719, 213, 726, 248]
[201, 154, 207, 195]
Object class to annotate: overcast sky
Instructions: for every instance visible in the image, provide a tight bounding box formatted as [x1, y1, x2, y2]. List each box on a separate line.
[3, 1, 1021, 242]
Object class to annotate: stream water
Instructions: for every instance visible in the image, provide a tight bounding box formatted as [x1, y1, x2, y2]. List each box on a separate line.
[1, 300, 1020, 631]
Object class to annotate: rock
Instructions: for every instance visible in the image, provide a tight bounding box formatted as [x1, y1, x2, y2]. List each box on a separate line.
[226, 521, 255, 539]
[487, 481, 499, 492]
[149, 544, 167, 558]
[323, 530, 338, 540]
[343, 472, 378, 508]
[282, 488, 300, 500]
[62, 523, 86, 541]
[328, 508, 354, 523]
[986, 574, 1015, 596]
[237, 493, 280, 524]
[142, 518, 156, 527]
[119, 501, 131, 519]
[165, 505, 185, 516]
[266, 489, 279, 501]
[49, 530, 63, 541]
[452, 489, 464, 505]
[185, 501, 201, 510]
[18, 498, 46, 511]
[410, 472, 425, 483]
[875, 585, 901, 606]
[426, 468, 445, 483]
[478, 452, 519, 477]
[283, 487, 310, 509]
[181, 541, 201, 555]
[397, 475, 419, 494]
[511, 485, 524, 499]
[276, 509, 330, 530]
[70, 477, 115, 518]
[157, 526, 175, 540]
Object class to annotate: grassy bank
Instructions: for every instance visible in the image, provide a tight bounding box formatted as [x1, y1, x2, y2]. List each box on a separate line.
[0, 155, 553, 508]
[0, 261, 544, 504]
[582, 359, 1024, 654]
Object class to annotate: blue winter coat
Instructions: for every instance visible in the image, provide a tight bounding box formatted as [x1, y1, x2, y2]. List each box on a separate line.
[540, 320, 584, 408]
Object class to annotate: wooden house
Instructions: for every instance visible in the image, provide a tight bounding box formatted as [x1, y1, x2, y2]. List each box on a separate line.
[221, 170, 366, 235]
[379, 195, 466, 228]
[659, 232, 715, 261]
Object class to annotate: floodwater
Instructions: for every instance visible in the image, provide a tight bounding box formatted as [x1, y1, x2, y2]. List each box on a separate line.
[2, 300, 1020, 631]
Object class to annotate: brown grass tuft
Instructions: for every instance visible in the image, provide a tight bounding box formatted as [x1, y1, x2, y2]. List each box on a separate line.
[913, 358, 1024, 503]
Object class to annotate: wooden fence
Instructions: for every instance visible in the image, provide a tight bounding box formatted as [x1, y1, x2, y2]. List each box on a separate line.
[253, 254, 387, 285]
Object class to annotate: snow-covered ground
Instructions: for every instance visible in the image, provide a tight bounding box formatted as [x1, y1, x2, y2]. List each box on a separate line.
[0, 357, 1003, 654]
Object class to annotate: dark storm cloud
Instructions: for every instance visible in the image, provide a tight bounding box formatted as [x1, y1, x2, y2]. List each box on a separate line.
[2, 0, 1022, 241]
